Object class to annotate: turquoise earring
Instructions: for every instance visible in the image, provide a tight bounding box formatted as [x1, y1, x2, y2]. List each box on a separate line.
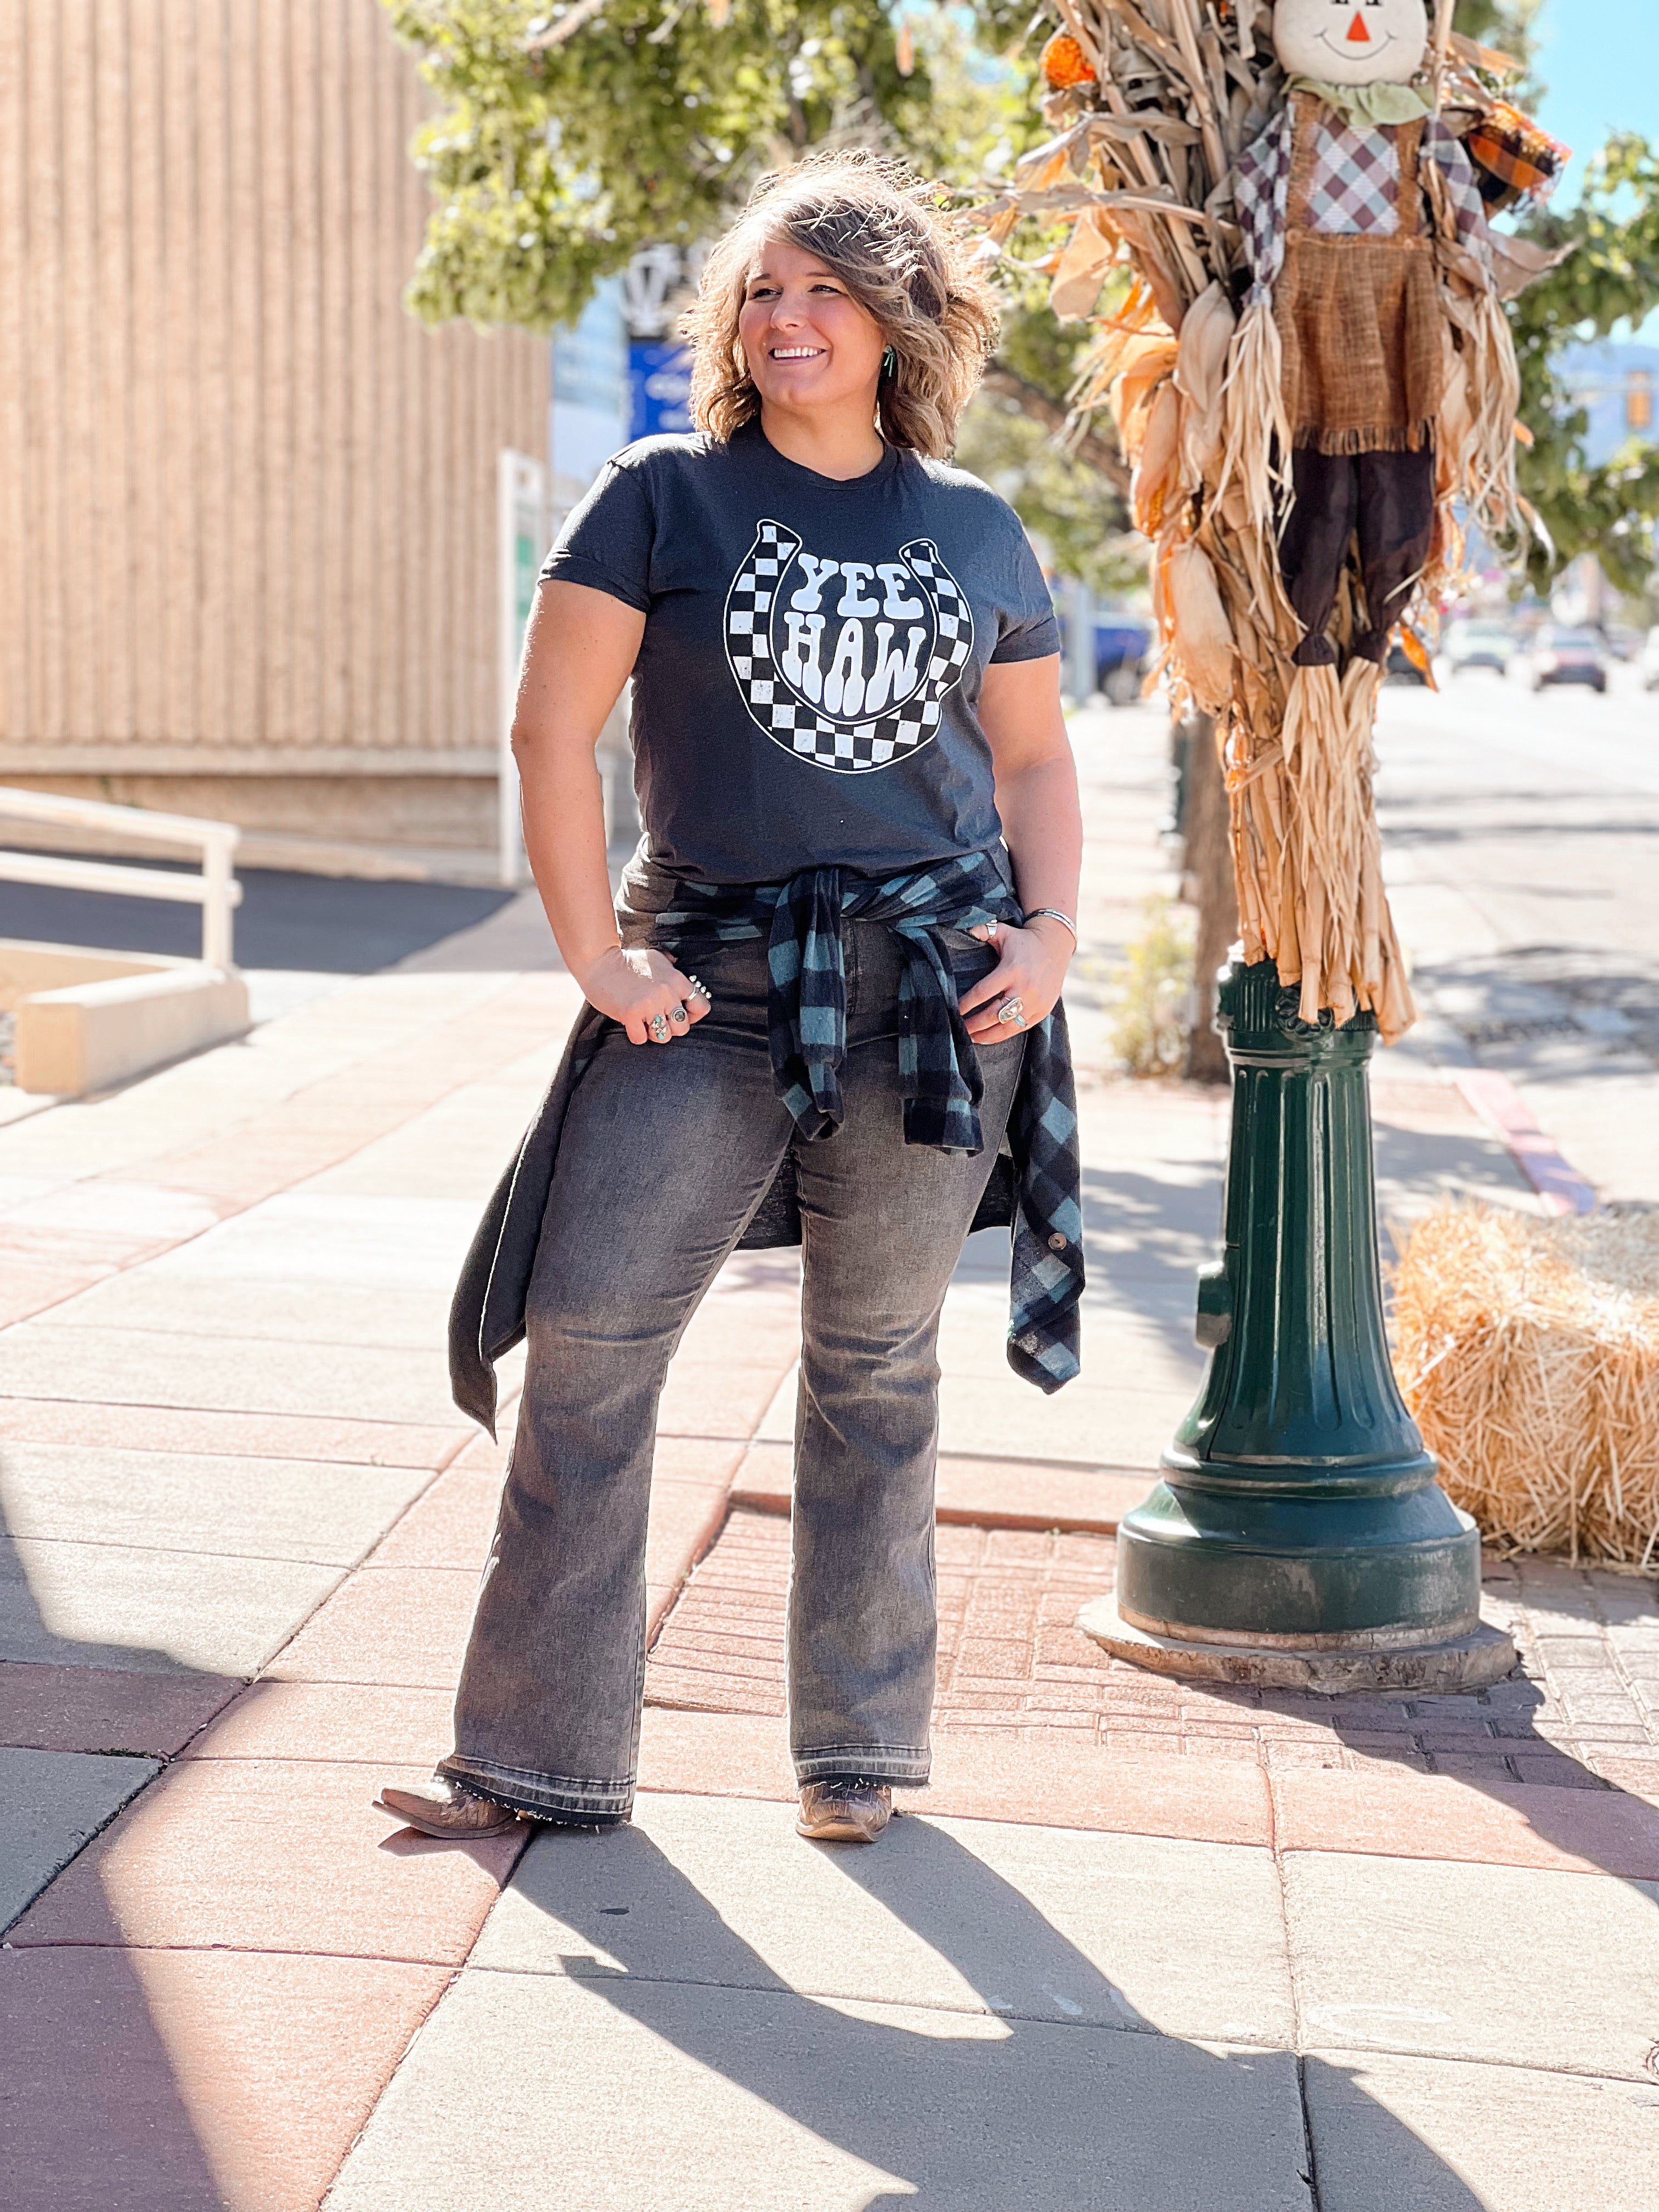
[881, 346, 897, 379]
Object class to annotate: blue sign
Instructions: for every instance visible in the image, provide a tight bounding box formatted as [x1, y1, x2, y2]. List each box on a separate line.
[630, 341, 694, 441]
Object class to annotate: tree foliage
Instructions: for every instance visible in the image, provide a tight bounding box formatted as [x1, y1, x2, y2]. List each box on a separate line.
[1508, 136, 1659, 594]
[1454, 1, 1659, 592]
[954, 391, 1138, 592]
[382, 1, 1132, 569]
[383, 0, 1012, 330]
[952, 250, 1136, 592]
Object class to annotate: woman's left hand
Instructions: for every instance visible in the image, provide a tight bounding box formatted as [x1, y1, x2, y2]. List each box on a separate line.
[958, 916, 1074, 1045]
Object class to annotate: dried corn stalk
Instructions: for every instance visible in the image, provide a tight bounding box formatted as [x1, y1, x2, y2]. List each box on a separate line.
[974, 0, 1542, 1041]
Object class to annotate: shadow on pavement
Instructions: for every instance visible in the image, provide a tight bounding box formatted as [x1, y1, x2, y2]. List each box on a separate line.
[0, 864, 519, 975]
[1076, 1163, 1223, 1368]
[1414, 947, 1659, 1068]
[1250, 1609, 1659, 1897]
[1381, 814, 1659, 848]
[0, 1505, 242, 2207]
[1370, 1122, 1545, 1246]
[486, 1814, 1483, 2210]
[1, 1945, 232, 2210]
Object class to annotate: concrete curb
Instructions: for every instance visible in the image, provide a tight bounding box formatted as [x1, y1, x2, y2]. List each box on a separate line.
[4, 939, 249, 1094]
[1451, 1068, 1600, 1216]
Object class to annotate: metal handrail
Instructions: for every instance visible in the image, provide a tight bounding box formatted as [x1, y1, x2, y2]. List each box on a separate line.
[0, 787, 242, 968]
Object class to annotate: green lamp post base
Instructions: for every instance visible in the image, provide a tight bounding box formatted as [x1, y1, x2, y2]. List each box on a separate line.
[1082, 957, 1516, 1694]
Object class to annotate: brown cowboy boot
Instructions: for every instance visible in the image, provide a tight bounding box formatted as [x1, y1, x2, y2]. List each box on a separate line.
[795, 1779, 893, 1844]
[376, 1778, 520, 1838]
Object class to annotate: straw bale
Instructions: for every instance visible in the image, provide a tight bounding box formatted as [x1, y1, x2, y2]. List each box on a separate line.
[1393, 1203, 1659, 1568]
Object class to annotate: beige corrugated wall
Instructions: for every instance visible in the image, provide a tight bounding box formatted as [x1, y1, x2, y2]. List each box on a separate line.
[0, 0, 548, 803]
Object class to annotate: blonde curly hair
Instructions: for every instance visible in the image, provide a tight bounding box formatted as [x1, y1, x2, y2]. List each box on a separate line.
[681, 153, 998, 460]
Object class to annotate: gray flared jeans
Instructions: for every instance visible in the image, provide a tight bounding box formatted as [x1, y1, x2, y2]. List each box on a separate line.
[438, 920, 1022, 1821]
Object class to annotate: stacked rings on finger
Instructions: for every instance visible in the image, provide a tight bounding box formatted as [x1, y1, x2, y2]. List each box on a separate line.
[648, 1014, 670, 1041]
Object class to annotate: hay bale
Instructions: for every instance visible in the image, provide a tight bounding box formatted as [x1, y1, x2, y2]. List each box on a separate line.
[1393, 1203, 1659, 1569]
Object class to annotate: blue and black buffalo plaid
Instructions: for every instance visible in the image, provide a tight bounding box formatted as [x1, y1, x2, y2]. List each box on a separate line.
[449, 853, 1084, 1436]
[657, 854, 1084, 1388]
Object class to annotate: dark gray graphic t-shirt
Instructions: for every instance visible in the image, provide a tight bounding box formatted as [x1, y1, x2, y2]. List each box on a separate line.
[542, 421, 1060, 883]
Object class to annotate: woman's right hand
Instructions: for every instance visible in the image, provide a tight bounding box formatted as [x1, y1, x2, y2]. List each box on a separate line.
[572, 945, 712, 1046]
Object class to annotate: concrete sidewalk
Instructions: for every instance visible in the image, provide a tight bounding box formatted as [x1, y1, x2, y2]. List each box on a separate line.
[3, 704, 1658, 2209]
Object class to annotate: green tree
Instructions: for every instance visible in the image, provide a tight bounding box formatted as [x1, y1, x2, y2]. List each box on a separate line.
[1509, 136, 1659, 594]
[1456, 1, 1659, 591]
[953, 255, 1135, 589]
[382, 1, 1130, 565]
[952, 390, 1137, 590]
[382, 0, 1016, 330]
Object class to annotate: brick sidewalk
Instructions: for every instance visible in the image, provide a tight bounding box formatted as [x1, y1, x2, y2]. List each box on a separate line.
[647, 1509, 1659, 1797]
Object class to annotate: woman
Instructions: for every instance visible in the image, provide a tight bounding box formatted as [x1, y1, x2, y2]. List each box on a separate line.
[379, 153, 1084, 1850]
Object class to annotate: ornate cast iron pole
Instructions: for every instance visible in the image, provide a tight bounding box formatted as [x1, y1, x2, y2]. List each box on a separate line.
[1080, 957, 1517, 1694]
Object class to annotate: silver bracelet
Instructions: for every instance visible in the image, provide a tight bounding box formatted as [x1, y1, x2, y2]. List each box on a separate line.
[1023, 906, 1078, 946]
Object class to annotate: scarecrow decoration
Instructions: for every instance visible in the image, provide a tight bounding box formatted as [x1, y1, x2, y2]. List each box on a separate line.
[983, 3, 1573, 1681]
[984, 0, 1567, 1038]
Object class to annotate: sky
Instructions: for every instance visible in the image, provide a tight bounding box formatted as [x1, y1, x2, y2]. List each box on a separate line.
[1527, 2, 1659, 338]
[1531, 0, 1659, 195]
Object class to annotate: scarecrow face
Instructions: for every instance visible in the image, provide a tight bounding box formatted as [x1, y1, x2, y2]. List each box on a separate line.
[1272, 0, 1429, 86]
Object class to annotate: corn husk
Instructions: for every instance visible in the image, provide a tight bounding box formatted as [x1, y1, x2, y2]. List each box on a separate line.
[1049, 209, 1120, 320]
[1132, 379, 1184, 538]
[1218, 295, 1293, 533]
[1395, 1204, 1659, 1567]
[1163, 539, 1233, 714]
[969, 0, 1544, 1041]
[1175, 280, 1235, 480]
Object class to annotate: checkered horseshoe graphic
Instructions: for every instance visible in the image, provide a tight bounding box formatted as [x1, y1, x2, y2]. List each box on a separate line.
[724, 520, 975, 773]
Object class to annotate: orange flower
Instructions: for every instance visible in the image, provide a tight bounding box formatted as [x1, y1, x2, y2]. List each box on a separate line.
[1040, 31, 1096, 89]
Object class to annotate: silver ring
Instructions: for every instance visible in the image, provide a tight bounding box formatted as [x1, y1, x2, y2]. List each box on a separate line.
[687, 974, 711, 1002]
[669, 1005, 688, 1026]
[996, 997, 1024, 1025]
[649, 1014, 670, 1040]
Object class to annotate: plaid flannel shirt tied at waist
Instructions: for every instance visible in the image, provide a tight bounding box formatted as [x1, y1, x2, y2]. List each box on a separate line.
[652, 853, 1085, 1394]
[446, 851, 1085, 1436]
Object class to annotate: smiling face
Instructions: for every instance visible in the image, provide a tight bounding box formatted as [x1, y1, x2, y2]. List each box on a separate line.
[1272, 0, 1430, 86]
[736, 236, 888, 421]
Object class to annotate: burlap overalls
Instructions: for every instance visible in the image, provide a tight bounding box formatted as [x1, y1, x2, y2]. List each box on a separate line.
[1275, 94, 1444, 667]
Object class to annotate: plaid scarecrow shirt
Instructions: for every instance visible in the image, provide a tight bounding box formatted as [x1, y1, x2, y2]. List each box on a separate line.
[1235, 101, 1489, 305]
[448, 849, 1085, 1437]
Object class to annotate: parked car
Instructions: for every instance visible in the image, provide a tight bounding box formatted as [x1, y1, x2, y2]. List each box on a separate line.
[1640, 625, 1659, 691]
[1443, 620, 1513, 675]
[1093, 612, 1153, 705]
[1529, 625, 1609, 693]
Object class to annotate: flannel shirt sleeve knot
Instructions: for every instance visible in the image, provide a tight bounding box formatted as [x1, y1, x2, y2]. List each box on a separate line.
[641, 854, 1086, 1392]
